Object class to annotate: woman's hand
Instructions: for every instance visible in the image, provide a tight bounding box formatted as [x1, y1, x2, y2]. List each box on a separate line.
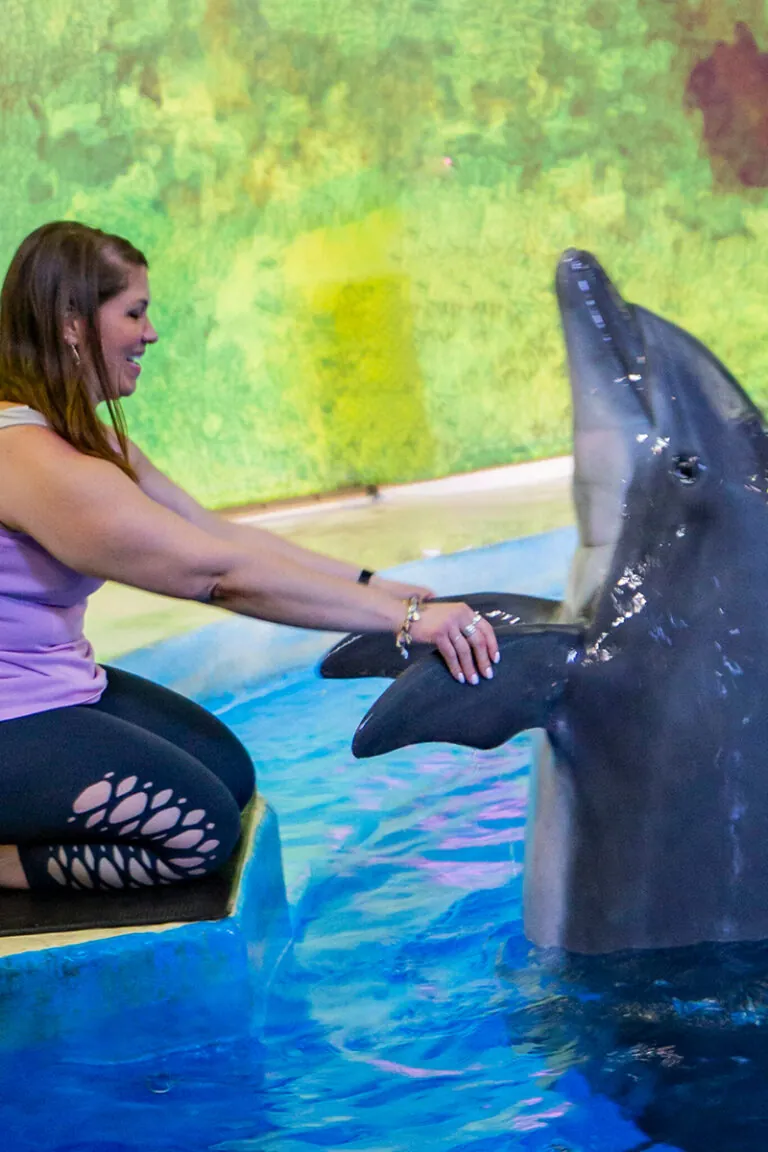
[370, 574, 435, 601]
[409, 601, 499, 685]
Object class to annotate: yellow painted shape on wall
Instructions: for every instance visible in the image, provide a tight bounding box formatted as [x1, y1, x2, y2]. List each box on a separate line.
[284, 208, 401, 287]
[284, 211, 435, 487]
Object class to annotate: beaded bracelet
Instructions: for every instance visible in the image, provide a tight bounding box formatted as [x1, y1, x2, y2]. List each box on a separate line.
[396, 596, 422, 657]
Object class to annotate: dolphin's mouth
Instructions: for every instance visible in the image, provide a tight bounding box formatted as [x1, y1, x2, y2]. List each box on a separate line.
[557, 250, 647, 384]
[556, 250, 654, 617]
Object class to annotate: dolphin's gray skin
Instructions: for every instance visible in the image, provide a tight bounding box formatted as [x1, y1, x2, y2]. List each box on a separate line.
[352, 249, 768, 954]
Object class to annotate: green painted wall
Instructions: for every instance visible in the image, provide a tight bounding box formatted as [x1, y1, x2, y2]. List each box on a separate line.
[3, 0, 768, 506]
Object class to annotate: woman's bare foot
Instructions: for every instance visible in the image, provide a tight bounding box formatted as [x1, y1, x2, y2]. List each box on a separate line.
[0, 846, 29, 889]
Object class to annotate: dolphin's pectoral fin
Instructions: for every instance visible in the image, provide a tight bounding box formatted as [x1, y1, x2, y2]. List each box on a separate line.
[319, 592, 563, 680]
[352, 624, 582, 758]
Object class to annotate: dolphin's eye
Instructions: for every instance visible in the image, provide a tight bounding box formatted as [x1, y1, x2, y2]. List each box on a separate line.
[671, 455, 702, 484]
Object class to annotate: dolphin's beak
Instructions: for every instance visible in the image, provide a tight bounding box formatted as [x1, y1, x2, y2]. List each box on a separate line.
[555, 251, 654, 614]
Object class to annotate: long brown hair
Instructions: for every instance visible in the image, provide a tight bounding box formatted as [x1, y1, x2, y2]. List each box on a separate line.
[0, 221, 148, 480]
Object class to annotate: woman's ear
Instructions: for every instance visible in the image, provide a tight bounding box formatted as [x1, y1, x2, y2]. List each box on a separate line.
[62, 314, 85, 368]
[62, 311, 84, 350]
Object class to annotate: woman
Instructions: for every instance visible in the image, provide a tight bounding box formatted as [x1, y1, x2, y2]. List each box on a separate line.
[0, 221, 498, 893]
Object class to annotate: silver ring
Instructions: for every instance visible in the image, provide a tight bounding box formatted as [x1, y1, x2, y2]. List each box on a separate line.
[461, 612, 482, 638]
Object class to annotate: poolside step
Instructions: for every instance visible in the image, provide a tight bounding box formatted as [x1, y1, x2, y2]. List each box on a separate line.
[0, 797, 292, 1059]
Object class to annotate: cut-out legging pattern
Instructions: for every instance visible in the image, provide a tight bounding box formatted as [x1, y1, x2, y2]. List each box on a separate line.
[0, 667, 256, 891]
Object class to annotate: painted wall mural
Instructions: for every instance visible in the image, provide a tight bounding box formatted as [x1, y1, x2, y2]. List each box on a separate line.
[3, 0, 768, 506]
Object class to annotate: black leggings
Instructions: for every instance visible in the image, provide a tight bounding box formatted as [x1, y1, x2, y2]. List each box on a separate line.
[0, 667, 256, 891]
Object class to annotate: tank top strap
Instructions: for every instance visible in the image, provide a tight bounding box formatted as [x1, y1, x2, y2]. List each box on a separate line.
[0, 406, 49, 430]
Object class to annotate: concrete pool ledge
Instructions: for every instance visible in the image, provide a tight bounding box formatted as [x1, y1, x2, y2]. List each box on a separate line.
[0, 796, 292, 1062]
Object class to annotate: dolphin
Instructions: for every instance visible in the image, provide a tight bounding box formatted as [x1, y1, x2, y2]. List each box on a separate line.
[347, 249, 768, 954]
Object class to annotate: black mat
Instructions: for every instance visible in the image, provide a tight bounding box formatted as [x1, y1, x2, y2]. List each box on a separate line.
[0, 856, 237, 937]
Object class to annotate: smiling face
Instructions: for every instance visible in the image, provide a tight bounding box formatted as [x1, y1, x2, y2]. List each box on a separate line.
[93, 262, 158, 400]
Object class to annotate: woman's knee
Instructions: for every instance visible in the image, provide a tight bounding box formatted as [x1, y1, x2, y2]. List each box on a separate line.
[98, 667, 256, 808]
[214, 732, 256, 809]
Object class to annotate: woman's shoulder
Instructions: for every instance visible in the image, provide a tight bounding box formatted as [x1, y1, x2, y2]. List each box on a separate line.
[0, 408, 71, 478]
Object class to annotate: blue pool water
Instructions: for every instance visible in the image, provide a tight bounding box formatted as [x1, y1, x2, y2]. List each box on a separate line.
[5, 533, 768, 1151]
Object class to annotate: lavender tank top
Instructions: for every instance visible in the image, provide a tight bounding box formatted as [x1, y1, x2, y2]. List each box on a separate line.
[0, 406, 106, 721]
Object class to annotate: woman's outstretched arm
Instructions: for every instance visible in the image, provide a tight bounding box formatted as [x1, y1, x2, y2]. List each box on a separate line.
[0, 426, 497, 684]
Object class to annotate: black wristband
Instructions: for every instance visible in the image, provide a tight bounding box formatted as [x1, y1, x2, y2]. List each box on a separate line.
[357, 568, 375, 585]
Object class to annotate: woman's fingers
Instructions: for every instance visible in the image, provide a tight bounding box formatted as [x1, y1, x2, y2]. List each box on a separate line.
[455, 632, 485, 686]
[474, 618, 499, 681]
[434, 633, 468, 683]
[414, 604, 501, 685]
[474, 617, 499, 667]
[454, 620, 495, 685]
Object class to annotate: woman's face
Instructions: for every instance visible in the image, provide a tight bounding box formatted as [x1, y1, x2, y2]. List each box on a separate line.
[94, 263, 158, 400]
